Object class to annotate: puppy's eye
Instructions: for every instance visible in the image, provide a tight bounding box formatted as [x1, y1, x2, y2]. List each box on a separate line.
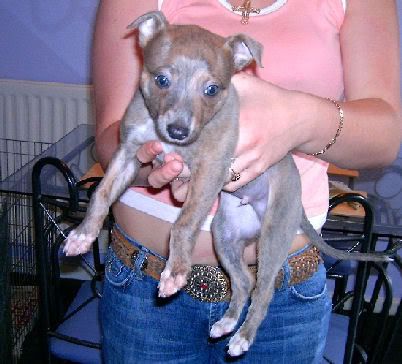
[204, 84, 220, 97]
[155, 74, 170, 88]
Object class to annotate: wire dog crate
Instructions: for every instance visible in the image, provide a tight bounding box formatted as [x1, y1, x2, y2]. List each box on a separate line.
[0, 138, 52, 363]
[0, 125, 97, 363]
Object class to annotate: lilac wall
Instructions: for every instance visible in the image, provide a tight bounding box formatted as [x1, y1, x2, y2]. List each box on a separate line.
[0, 0, 98, 84]
[1, 0, 401, 87]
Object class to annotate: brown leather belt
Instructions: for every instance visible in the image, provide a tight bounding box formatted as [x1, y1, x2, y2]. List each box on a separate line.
[111, 227, 322, 303]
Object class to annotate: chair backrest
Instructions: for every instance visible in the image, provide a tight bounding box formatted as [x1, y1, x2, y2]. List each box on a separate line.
[381, 252, 402, 362]
[32, 157, 105, 363]
[323, 193, 401, 363]
[354, 152, 402, 361]
[357, 154, 402, 227]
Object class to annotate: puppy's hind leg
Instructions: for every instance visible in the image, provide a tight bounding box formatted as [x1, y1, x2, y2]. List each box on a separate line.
[227, 218, 296, 356]
[63, 145, 141, 256]
[227, 157, 302, 356]
[210, 193, 258, 339]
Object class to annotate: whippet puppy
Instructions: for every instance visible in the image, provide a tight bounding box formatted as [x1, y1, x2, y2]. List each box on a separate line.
[64, 11, 389, 356]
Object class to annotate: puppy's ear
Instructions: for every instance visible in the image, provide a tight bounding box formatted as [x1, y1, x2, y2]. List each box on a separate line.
[225, 34, 263, 71]
[127, 11, 168, 47]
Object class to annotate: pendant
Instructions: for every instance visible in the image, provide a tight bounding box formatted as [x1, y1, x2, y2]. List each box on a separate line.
[232, 0, 261, 25]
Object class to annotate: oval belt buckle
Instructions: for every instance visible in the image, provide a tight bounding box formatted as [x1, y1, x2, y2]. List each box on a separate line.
[184, 265, 229, 302]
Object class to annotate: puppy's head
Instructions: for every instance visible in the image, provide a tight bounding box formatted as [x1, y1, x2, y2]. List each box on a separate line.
[128, 11, 263, 145]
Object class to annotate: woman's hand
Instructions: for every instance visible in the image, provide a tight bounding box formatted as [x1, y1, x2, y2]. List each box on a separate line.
[224, 73, 311, 191]
[136, 141, 190, 202]
[136, 141, 183, 187]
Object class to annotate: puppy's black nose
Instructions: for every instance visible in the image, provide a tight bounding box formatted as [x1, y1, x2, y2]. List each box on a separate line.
[167, 124, 189, 140]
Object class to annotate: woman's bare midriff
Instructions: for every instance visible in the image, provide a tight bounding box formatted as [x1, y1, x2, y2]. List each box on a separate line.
[113, 201, 311, 266]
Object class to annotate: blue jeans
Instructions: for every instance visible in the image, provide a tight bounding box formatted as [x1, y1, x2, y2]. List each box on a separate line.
[100, 229, 331, 364]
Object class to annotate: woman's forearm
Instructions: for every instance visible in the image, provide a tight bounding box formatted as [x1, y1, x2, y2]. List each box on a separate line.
[290, 0, 402, 169]
[310, 0, 401, 168]
[296, 94, 401, 169]
[92, 0, 159, 167]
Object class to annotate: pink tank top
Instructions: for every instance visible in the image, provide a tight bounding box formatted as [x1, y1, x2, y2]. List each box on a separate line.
[120, 0, 346, 230]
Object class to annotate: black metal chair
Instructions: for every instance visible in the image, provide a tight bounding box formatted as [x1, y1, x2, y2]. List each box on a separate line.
[32, 157, 106, 363]
[323, 194, 400, 364]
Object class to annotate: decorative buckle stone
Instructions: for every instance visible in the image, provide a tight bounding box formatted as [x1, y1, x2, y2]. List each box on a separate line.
[184, 265, 229, 302]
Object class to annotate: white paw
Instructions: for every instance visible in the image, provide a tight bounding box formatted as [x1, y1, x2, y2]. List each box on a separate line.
[227, 332, 250, 357]
[210, 318, 237, 338]
[158, 267, 187, 298]
[63, 230, 96, 256]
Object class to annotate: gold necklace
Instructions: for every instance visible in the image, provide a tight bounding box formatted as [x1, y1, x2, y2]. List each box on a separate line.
[231, 0, 261, 25]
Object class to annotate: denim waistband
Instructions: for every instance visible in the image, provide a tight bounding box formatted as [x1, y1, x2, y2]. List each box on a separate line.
[114, 223, 167, 261]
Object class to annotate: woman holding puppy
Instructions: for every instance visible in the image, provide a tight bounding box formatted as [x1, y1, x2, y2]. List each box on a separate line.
[94, 0, 401, 362]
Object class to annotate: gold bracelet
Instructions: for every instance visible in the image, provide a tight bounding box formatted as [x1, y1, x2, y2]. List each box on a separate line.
[309, 98, 344, 157]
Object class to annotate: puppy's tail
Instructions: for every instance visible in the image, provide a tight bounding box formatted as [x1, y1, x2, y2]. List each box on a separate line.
[301, 212, 392, 262]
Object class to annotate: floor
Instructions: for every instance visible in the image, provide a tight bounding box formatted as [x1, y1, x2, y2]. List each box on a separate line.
[20, 279, 82, 364]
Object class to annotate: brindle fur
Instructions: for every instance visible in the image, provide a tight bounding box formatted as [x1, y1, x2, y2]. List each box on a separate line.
[64, 11, 389, 357]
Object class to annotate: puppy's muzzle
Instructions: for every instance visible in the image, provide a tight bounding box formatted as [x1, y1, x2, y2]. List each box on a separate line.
[167, 124, 189, 140]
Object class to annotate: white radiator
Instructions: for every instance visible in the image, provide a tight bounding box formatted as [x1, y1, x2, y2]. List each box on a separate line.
[0, 79, 94, 143]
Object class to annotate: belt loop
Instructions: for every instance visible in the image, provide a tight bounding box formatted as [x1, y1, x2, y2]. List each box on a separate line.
[132, 249, 148, 279]
[281, 258, 291, 289]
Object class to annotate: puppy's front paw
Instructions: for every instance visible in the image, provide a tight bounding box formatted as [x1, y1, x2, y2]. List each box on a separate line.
[210, 317, 237, 338]
[227, 332, 250, 357]
[63, 229, 96, 256]
[158, 261, 190, 298]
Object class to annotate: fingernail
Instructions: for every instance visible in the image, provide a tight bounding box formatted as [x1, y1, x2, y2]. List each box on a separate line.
[151, 141, 162, 154]
[171, 160, 183, 173]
